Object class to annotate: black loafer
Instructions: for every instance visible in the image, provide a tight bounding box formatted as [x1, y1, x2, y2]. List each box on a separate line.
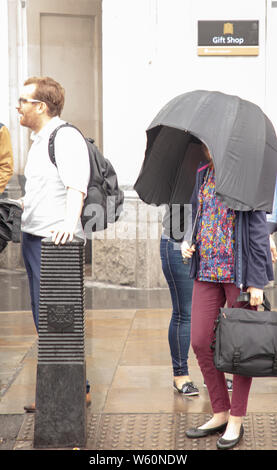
[216, 425, 244, 450]
[173, 381, 199, 396]
[186, 421, 228, 438]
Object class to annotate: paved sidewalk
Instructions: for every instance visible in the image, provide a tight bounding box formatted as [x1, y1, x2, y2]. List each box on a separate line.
[1, 269, 277, 450]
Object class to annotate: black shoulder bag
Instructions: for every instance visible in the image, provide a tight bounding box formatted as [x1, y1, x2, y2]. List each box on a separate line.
[212, 213, 277, 377]
[212, 291, 277, 377]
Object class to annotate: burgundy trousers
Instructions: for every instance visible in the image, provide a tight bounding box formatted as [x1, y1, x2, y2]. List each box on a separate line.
[191, 280, 256, 417]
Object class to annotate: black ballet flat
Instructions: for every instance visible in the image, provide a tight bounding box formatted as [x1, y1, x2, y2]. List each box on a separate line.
[185, 421, 228, 438]
[216, 425, 244, 450]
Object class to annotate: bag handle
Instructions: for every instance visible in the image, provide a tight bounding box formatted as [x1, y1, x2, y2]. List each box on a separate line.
[236, 291, 271, 311]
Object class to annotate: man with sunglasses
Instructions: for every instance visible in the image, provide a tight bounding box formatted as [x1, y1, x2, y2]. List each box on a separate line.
[17, 76, 91, 411]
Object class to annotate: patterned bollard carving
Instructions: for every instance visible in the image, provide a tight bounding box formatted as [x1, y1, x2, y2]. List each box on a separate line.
[34, 237, 86, 448]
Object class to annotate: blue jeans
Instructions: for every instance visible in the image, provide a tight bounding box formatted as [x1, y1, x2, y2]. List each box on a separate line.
[160, 235, 193, 376]
[22, 232, 42, 332]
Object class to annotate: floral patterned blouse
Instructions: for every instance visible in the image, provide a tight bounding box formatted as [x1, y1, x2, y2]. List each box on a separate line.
[196, 169, 236, 283]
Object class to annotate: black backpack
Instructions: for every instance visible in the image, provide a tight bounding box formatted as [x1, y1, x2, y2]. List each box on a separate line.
[48, 123, 124, 233]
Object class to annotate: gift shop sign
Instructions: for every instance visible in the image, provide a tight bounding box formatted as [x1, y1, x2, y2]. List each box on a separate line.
[198, 21, 259, 56]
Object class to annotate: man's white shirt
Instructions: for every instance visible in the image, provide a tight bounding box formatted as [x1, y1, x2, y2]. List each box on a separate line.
[22, 116, 90, 238]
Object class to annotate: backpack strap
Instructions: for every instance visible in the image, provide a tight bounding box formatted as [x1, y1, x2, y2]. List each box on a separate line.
[48, 122, 86, 166]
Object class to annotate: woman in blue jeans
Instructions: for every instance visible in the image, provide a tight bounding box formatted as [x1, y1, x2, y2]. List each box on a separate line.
[160, 205, 199, 396]
[160, 205, 233, 396]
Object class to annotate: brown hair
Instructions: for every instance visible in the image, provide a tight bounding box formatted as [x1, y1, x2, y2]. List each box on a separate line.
[24, 76, 65, 117]
[201, 143, 214, 169]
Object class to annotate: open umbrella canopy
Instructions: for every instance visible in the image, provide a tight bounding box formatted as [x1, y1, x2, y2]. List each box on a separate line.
[134, 90, 277, 212]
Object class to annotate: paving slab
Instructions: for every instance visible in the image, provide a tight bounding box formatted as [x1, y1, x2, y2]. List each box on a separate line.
[1, 268, 277, 451]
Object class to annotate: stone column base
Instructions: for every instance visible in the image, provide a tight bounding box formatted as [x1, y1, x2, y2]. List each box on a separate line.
[91, 193, 167, 288]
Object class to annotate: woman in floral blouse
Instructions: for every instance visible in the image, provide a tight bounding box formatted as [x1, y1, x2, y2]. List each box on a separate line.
[182, 144, 273, 450]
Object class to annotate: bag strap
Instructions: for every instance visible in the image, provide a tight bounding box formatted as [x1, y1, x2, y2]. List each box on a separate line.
[48, 122, 86, 167]
[237, 211, 243, 291]
[236, 291, 271, 311]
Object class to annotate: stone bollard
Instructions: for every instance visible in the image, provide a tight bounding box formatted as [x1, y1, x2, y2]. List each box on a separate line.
[34, 237, 87, 448]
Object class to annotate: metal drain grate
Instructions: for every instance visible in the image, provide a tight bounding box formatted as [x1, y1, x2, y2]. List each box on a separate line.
[15, 412, 277, 450]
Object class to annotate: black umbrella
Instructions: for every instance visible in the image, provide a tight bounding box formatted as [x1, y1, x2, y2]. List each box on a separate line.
[134, 90, 277, 212]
